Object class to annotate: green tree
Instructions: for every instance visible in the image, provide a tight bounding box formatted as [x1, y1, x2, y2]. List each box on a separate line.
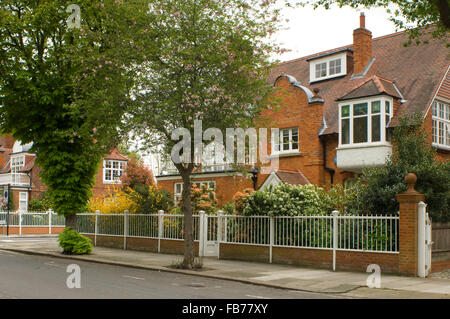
[29, 192, 53, 211]
[129, 0, 286, 268]
[0, 1, 151, 229]
[304, 0, 449, 45]
[358, 114, 450, 221]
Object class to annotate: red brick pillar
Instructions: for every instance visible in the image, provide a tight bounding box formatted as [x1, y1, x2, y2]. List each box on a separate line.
[395, 173, 425, 276]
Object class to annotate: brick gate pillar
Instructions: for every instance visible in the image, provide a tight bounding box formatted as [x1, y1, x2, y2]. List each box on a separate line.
[395, 173, 425, 276]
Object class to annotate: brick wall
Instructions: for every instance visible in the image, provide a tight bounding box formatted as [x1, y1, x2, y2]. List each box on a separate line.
[157, 175, 253, 207]
[85, 234, 200, 256]
[1, 226, 64, 235]
[219, 244, 399, 273]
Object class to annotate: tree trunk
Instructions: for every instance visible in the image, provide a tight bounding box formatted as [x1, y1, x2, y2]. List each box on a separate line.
[65, 214, 78, 232]
[181, 170, 195, 269]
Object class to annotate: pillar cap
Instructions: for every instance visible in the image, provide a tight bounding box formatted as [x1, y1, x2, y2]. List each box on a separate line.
[396, 173, 425, 202]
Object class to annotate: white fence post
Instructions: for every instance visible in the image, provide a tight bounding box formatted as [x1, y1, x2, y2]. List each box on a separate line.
[95, 210, 99, 246]
[332, 210, 339, 272]
[198, 210, 205, 257]
[19, 211, 22, 236]
[48, 209, 53, 234]
[417, 201, 426, 277]
[269, 217, 274, 263]
[158, 210, 164, 253]
[123, 210, 129, 250]
[425, 212, 432, 276]
[217, 210, 223, 259]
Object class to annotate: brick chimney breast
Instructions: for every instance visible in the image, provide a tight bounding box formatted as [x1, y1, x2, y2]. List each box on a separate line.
[353, 12, 372, 75]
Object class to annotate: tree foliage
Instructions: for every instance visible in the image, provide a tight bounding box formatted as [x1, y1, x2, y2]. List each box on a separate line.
[0, 1, 149, 227]
[358, 114, 450, 221]
[120, 155, 154, 189]
[128, 0, 287, 268]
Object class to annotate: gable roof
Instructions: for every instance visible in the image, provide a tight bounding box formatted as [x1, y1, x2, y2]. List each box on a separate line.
[269, 28, 449, 135]
[275, 170, 310, 185]
[104, 148, 128, 161]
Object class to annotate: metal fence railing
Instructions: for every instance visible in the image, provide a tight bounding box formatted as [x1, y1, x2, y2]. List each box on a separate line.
[77, 211, 201, 243]
[76, 210, 399, 256]
[219, 213, 399, 254]
[337, 214, 399, 252]
[0, 210, 66, 235]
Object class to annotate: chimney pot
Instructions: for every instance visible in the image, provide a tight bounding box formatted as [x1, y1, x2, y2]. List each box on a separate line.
[353, 13, 372, 75]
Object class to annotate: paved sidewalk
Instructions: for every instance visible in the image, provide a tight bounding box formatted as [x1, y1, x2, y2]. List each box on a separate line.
[1, 237, 449, 299]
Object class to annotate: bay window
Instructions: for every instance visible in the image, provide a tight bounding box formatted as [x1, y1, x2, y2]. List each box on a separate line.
[432, 101, 450, 148]
[339, 97, 393, 146]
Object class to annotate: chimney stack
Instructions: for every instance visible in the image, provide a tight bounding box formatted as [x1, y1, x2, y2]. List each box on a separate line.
[353, 12, 372, 75]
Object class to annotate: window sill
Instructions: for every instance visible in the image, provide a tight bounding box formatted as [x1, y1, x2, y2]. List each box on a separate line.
[432, 143, 450, 152]
[268, 151, 302, 159]
[103, 181, 122, 184]
[337, 142, 392, 150]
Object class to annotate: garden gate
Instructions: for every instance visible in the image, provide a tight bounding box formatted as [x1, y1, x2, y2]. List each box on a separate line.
[198, 212, 220, 257]
[418, 201, 432, 277]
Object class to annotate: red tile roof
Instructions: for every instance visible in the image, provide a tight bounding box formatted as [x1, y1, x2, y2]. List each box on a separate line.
[275, 170, 310, 186]
[104, 148, 128, 161]
[338, 75, 403, 101]
[269, 29, 449, 135]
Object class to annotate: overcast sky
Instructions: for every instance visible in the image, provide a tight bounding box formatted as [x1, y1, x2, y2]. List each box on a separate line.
[273, 4, 399, 62]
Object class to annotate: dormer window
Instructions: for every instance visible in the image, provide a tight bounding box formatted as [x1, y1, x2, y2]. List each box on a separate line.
[308, 51, 347, 83]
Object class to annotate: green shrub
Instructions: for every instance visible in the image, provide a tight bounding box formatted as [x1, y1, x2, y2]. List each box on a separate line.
[29, 192, 53, 211]
[240, 184, 330, 216]
[222, 201, 235, 215]
[357, 114, 450, 221]
[58, 227, 93, 255]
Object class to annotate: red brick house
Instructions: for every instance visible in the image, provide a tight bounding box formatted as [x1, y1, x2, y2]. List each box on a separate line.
[156, 14, 449, 206]
[0, 135, 128, 211]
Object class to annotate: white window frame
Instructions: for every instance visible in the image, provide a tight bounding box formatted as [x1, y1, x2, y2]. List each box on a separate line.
[432, 100, 450, 150]
[309, 52, 347, 83]
[10, 155, 25, 185]
[174, 181, 216, 204]
[338, 96, 393, 148]
[271, 127, 299, 155]
[103, 159, 126, 184]
[19, 192, 28, 212]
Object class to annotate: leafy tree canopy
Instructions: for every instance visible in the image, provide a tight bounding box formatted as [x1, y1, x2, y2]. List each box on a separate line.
[127, 0, 289, 268]
[0, 1, 151, 227]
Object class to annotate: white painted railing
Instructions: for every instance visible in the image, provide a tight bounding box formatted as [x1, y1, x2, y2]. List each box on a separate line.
[77, 212, 201, 251]
[0, 173, 30, 186]
[77, 211, 399, 254]
[0, 210, 65, 235]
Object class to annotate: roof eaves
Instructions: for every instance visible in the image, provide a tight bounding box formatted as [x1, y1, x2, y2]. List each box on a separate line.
[305, 48, 353, 61]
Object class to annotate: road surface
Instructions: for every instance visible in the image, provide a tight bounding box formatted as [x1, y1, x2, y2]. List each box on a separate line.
[0, 249, 344, 299]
